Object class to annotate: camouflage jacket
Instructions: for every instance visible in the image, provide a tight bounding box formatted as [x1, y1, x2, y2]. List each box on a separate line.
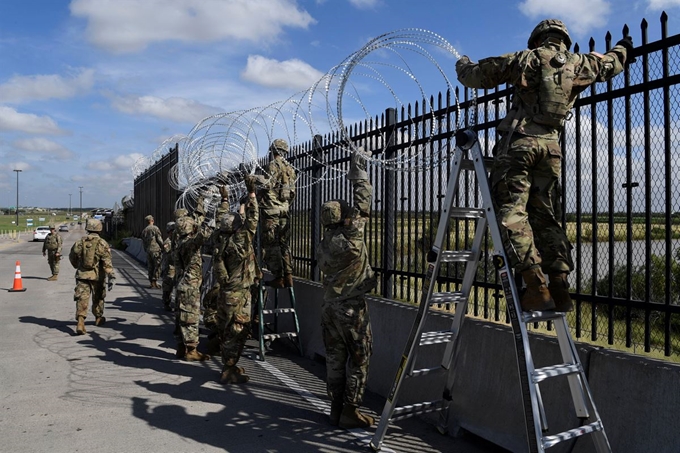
[174, 217, 212, 289]
[317, 179, 377, 302]
[214, 195, 259, 291]
[456, 41, 628, 139]
[258, 156, 296, 213]
[160, 236, 175, 278]
[69, 232, 115, 281]
[43, 232, 62, 253]
[142, 224, 164, 253]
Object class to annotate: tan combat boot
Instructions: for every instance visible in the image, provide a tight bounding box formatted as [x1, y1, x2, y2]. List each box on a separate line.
[95, 316, 106, 326]
[338, 404, 374, 429]
[329, 399, 344, 426]
[283, 274, 294, 288]
[76, 316, 87, 335]
[183, 345, 210, 362]
[47, 275, 58, 281]
[549, 272, 573, 312]
[220, 366, 249, 384]
[520, 267, 556, 312]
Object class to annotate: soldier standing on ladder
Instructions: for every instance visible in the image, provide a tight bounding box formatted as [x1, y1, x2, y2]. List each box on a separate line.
[455, 19, 632, 312]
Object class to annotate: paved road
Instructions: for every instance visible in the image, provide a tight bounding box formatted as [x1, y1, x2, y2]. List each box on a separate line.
[0, 232, 501, 453]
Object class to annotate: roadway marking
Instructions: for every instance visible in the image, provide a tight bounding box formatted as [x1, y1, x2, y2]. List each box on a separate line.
[253, 355, 395, 452]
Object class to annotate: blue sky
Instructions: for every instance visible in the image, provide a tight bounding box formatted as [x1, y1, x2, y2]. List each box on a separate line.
[1, 0, 678, 209]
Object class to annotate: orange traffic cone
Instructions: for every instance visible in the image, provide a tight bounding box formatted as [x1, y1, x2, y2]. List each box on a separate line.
[9, 260, 26, 292]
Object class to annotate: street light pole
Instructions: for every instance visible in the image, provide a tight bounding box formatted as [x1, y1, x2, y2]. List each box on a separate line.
[79, 186, 83, 227]
[13, 169, 21, 234]
[69, 193, 72, 216]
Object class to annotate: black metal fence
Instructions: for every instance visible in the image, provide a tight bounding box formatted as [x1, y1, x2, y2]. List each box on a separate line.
[283, 13, 680, 358]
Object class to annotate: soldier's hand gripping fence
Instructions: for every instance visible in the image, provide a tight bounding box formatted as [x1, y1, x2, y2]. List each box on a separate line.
[370, 130, 611, 453]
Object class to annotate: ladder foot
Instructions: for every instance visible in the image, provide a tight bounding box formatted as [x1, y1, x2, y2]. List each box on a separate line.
[369, 441, 381, 451]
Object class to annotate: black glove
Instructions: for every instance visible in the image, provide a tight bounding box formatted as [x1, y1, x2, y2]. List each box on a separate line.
[107, 275, 116, 292]
[617, 35, 634, 54]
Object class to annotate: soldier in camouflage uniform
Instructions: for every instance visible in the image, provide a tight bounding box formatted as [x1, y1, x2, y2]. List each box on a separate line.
[141, 215, 164, 289]
[456, 19, 632, 312]
[256, 139, 297, 288]
[160, 221, 176, 311]
[317, 148, 377, 429]
[69, 219, 116, 335]
[173, 198, 212, 361]
[214, 176, 259, 384]
[42, 224, 63, 281]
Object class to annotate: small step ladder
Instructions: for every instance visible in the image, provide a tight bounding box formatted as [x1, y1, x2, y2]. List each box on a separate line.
[257, 283, 304, 360]
[370, 130, 611, 453]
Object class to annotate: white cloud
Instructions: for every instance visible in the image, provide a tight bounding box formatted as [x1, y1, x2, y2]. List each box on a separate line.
[13, 138, 76, 160]
[349, 0, 380, 9]
[518, 0, 611, 36]
[85, 153, 145, 172]
[0, 162, 32, 172]
[0, 69, 95, 104]
[241, 55, 325, 90]
[0, 106, 64, 135]
[70, 0, 316, 53]
[647, 0, 680, 9]
[109, 95, 222, 123]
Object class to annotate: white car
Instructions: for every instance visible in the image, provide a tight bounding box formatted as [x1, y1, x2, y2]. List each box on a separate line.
[33, 226, 51, 242]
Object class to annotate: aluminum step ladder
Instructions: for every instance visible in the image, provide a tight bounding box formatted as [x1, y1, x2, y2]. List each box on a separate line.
[370, 130, 611, 453]
[257, 283, 304, 360]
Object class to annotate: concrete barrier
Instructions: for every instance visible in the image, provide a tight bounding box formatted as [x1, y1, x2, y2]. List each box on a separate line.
[290, 277, 680, 453]
[122, 237, 146, 264]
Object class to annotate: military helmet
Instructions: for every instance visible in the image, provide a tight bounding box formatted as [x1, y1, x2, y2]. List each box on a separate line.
[145, 214, 154, 222]
[176, 216, 195, 237]
[528, 19, 572, 50]
[85, 218, 103, 232]
[173, 208, 188, 220]
[269, 138, 289, 155]
[166, 221, 176, 232]
[321, 199, 350, 227]
[219, 212, 243, 234]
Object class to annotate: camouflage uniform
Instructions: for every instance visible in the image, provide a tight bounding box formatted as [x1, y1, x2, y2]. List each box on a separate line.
[69, 221, 115, 329]
[173, 205, 212, 350]
[42, 227, 63, 278]
[456, 22, 629, 276]
[214, 195, 259, 373]
[141, 215, 163, 287]
[160, 223, 176, 310]
[258, 140, 296, 283]
[203, 200, 232, 336]
[317, 177, 377, 408]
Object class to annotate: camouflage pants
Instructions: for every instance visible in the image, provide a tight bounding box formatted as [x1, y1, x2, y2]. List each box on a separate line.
[203, 283, 220, 333]
[47, 250, 60, 276]
[260, 210, 292, 278]
[146, 249, 162, 282]
[74, 279, 106, 319]
[321, 295, 372, 405]
[162, 273, 175, 307]
[174, 283, 201, 345]
[491, 135, 573, 274]
[218, 288, 251, 368]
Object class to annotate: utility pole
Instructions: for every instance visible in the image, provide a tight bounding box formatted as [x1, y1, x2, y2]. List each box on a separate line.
[13, 169, 21, 234]
[79, 186, 83, 227]
[69, 193, 72, 216]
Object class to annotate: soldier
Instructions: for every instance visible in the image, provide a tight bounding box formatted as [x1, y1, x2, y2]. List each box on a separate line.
[173, 197, 213, 361]
[256, 139, 296, 288]
[160, 221, 176, 312]
[456, 19, 632, 312]
[214, 176, 259, 384]
[69, 219, 116, 335]
[42, 224, 63, 281]
[141, 214, 163, 289]
[317, 148, 377, 429]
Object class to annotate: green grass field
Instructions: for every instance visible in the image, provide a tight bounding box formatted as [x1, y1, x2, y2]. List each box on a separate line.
[0, 211, 72, 233]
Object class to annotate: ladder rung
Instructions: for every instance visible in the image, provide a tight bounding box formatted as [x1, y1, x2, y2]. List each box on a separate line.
[262, 308, 297, 315]
[408, 366, 446, 378]
[429, 292, 466, 306]
[439, 251, 475, 263]
[391, 400, 445, 421]
[542, 421, 604, 449]
[419, 331, 453, 346]
[262, 332, 298, 341]
[533, 363, 581, 383]
[522, 311, 565, 323]
[448, 207, 485, 219]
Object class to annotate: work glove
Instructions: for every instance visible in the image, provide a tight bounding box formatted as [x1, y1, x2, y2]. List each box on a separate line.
[455, 55, 472, 75]
[347, 147, 369, 180]
[617, 35, 634, 53]
[107, 275, 116, 292]
[244, 175, 257, 193]
[219, 185, 229, 199]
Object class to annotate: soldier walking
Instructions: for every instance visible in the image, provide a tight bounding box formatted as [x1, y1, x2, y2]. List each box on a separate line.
[456, 19, 632, 312]
[141, 215, 163, 289]
[43, 224, 62, 281]
[317, 148, 377, 429]
[68, 219, 116, 335]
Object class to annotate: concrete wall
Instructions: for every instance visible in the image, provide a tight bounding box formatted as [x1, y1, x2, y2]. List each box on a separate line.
[122, 237, 146, 264]
[288, 277, 680, 453]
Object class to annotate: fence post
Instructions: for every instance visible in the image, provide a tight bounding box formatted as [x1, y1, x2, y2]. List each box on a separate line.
[382, 108, 397, 298]
[310, 134, 323, 282]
